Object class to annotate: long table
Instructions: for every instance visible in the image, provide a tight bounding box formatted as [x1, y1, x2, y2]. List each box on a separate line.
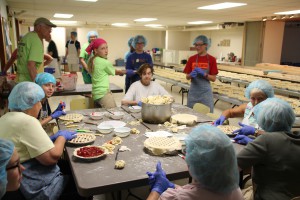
[58, 104, 244, 198]
[53, 83, 123, 96]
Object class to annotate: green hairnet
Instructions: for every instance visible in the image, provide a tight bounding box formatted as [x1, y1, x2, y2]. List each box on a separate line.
[8, 82, 45, 111]
[185, 124, 239, 194]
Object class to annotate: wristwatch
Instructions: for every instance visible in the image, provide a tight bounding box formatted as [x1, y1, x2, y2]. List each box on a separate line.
[254, 128, 259, 137]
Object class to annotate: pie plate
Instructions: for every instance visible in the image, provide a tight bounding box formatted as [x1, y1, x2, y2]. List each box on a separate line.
[98, 120, 126, 129]
[73, 146, 107, 162]
[67, 133, 96, 146]
[217, 125, 239, 137]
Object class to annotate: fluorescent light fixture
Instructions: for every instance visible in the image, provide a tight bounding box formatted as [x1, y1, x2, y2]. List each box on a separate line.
[134, 18, 157, 22]
[262, 17, 267, 21]
[111, 23, 128, 27]
[198, 2, 247, 10]
[75, 0, 98, 2]
[281, 15, 287, 19]
[188, 21, 213, 25]
[50, 20, 77, 25]
[54, 13, 73, 18]
[272, 16, 277, 20]
[274, 10, 300, 15]
[144, 24, 163, 28]
[290, 15, 295, 18]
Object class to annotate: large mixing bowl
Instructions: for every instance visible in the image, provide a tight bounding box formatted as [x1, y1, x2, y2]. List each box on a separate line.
[141, 102, 172, 124]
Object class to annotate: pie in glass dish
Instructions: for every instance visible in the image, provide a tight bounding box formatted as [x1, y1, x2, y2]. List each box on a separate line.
[67, 133, 96, 146]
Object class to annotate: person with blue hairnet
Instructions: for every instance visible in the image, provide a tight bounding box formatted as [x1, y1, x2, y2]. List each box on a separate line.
[80, 30, 99, 84]
[183, 35, 218, 112]
[124, 37, 135, 64]
[0, 82, 77, 200]
[0, 139, 25, 199]
[125, 35, 153, 93]
[65, 31, 81, 73]
[213, 80, 274, 143]
[35, 72, 66, 126]
[237, 97, 300, 199]
[146, 124, 243, 200]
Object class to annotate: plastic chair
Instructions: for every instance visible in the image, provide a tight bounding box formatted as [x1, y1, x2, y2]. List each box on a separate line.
[70, 98, 89, 110]
[193, 103, 210, 114]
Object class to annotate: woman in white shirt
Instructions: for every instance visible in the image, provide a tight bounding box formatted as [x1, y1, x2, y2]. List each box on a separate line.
[122, 63, 172, 106]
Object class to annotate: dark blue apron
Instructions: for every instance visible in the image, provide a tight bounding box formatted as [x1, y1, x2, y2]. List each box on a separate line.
[187, 54, 214, 112]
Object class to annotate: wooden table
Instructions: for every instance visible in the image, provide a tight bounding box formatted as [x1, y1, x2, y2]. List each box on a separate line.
[58, 104, 244, 198]
[53, 83, 123, 96]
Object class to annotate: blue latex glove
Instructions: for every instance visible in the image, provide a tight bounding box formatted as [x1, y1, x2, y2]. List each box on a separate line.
[0, 71, 6, 76]
[137, 101, 142, 107]
[233, 135, 253, 145]
[55, 102, 66, 112]
[232, 122, 256, 136]
[189, 70, 198, 78]
[51, 110, 66, 119]
[213, 115, 226, 126]
[146, 162, 175, 195]
[50, 130, 77, 142]
[126, 69, 135, 78]
[194, 67, 206, 77]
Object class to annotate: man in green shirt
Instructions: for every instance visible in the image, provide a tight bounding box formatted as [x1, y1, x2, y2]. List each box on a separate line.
[16, 17, 56, 82]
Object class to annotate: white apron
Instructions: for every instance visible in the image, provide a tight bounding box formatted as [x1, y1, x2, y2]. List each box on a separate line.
[242, 102, 259, 128]
[66, 40, 78, 65]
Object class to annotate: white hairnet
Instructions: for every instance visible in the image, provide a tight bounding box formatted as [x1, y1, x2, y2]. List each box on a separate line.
[185, 124, 239, 194]
[35, 72, 56, 86]
[8, 82, 45, 111]
[254, 97, 295, 132]
[245, 80, 274, 99]
[0, 139, 14, 199]
[132, 35, 147, 48]
[193, 35, 211, 50]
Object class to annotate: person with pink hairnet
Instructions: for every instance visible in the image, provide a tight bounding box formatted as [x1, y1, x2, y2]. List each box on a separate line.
[86, 38, 126, 108]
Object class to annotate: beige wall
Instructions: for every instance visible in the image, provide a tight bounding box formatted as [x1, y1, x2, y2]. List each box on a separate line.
[167, 31, 190, 50]
[262, 21, 285, 64]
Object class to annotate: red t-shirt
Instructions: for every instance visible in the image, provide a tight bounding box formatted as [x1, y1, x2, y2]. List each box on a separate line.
[183, 54, 218, 75]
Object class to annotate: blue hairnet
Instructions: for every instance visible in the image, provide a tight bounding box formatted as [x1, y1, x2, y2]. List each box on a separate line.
[245, 80, 274, 99]
[185, 124, 239, 194]
[35, 72, 56, 86]
[87, 31, 99, 43]
[254, 98, 295, 132]
[0, 139, 14, 199]
[193, 35, 211, 50]
[132, 35, 147, 48]
[128, 37, 134, 47]
[71, 31, 77, 37]
[8, 82, 45, 111]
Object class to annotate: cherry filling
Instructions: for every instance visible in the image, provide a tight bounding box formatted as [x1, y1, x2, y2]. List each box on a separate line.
[77, 146, 104, 157]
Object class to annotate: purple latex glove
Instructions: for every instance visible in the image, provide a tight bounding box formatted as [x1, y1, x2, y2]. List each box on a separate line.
[233, 135, 253, 145]
[50, 130, 77, 142]
[137, 101, 142, 107]
[213, 115, 226, 126]
[189, 70, 198, 78]
[126, 69, 135, 78]
[194, 67, 206, 77]
[146, 162, 175, 195]
[233, 122, 256, 136]
[55, 102, 66, 112]
[51, 110, 66, 119]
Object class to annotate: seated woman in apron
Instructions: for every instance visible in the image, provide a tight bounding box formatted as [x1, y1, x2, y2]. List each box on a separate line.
[214, 80, 275, 144]
[237, 98, 300, 199]
[0, 82, 77, 200]
[86, 38, 126, 109]
[183, 35, 218, 113]
[121, 63, 172, 106]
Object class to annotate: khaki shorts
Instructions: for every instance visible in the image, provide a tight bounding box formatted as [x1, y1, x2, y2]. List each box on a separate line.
[94, 92, 117, 109]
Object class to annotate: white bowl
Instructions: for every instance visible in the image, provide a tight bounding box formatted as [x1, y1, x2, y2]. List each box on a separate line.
[114, 127, 131, 138]
[128, 106, 141, 113]
[109, 112, 124, 120]
[97, 125, 114, 134]
[90, 112, 104, 120]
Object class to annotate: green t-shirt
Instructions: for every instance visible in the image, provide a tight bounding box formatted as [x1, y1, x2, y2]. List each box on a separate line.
[92, 57, 115, 100]
[79, 42, 90, 63]
[17, 32, 44, 82]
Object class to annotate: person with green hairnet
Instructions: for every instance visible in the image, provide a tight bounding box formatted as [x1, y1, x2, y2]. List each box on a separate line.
[0, 139, 25, 199]
[146, 124, 243, 200]
[80, 30, 99, 84]
[237, 97, 300, 199]
[0, 82, 77, 200]
[214, 80, 274, 142]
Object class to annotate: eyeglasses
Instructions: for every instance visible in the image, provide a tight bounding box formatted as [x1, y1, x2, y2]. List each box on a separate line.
[194, 43, 206, 47]
[6, 160, 21, 173]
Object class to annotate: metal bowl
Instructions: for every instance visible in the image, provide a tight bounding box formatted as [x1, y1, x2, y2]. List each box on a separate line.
[141, 102, 172, 124]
